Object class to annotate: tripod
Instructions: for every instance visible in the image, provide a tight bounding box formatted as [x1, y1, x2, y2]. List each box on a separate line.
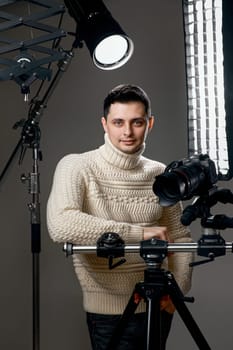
[64, 230, 233, 349]
[105, 238, 211, 350]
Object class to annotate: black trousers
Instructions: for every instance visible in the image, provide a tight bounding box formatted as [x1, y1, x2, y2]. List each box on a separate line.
[86, 311, 173, 350]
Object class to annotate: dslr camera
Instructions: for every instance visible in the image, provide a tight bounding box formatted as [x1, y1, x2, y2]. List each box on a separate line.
[153, 154, 218, 206]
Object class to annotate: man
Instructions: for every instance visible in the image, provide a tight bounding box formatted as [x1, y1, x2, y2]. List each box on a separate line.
[47, 84, 193, 349]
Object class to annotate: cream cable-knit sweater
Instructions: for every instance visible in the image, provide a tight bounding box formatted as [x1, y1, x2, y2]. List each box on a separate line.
[47, 134, 193, 314]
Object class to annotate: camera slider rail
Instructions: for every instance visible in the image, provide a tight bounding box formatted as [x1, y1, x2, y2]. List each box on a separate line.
[63, 232, 233, 268]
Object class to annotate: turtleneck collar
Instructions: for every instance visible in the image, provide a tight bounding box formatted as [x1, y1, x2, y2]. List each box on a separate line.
[99, 133, 146, 170]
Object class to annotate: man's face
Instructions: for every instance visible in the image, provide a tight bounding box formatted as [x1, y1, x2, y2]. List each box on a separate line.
[101, 101, 154, 154]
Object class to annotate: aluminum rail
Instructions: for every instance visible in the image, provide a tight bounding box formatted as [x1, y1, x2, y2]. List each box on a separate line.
[63, 241, 233, 256]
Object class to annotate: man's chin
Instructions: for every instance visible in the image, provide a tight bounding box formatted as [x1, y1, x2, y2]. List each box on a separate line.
[119, 145, 140, 154]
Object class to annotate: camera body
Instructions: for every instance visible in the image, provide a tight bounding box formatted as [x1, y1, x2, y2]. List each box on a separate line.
[153, 154, 218, 206]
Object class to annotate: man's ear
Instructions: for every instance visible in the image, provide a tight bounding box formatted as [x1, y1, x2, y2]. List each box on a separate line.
[148, 116, 155, 131]
[101, 116, 108, 133]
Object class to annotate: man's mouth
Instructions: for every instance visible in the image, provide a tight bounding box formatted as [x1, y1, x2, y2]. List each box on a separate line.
[121, 139, 135, 144]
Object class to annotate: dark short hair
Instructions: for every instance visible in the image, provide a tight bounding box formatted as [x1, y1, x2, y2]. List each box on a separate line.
[103, 84, 151, 118]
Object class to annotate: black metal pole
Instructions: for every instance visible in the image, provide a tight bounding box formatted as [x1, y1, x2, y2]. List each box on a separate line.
[31, 145, 41, 350]
[20, 128, 42, 350]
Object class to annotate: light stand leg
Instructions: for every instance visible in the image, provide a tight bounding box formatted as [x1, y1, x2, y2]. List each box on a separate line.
[0, 138, 22, 184]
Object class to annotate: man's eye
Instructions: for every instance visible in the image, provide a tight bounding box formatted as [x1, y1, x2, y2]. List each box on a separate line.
[113, 120, 123, 126]
[134, 119, 144, 126]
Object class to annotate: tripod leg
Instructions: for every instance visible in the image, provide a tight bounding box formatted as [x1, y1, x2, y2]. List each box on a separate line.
[106, 287, 142, 350]
[145, 295, 162, 350]
[167, 272, 211, 350]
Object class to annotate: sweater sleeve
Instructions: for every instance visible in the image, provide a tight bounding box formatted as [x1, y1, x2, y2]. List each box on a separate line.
[47, 154, 143, 245]
[158, 202, 194, 295]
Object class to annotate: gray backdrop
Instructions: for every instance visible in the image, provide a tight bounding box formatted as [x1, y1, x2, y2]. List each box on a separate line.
[0, 0, 233, 349]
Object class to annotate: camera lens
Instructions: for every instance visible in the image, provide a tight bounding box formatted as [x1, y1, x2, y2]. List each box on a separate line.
[153, 172, 186, 206]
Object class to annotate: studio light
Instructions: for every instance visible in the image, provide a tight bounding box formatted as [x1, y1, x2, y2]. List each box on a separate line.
[64, 0, 134, 70]
[0, 0, 134, 97]
[182, 0, 233, 179]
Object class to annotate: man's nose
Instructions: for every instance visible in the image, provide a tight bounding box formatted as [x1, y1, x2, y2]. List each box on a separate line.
[123, 123, 132, 135]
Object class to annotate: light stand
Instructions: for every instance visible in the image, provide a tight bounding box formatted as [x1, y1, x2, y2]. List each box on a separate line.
[0, 3, 71, 349]
[0, 48, 73, 350]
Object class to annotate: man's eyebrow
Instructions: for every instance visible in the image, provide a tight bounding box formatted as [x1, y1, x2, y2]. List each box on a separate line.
[131, 117, 148, 121]
[112, 116, 147, 120]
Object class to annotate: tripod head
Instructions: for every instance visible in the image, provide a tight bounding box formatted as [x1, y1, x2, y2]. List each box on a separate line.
[180, 186, 233, 228]
[179, 186, 233, 266]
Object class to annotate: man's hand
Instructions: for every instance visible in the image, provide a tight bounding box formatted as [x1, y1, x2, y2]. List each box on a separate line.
[143, 226, 170, 241]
